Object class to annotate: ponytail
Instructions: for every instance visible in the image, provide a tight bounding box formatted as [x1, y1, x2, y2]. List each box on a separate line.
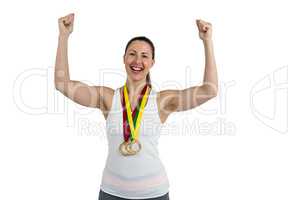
[146, 72, 151, 86]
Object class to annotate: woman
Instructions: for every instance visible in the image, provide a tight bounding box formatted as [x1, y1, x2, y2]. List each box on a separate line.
[55, 13, 218, 200]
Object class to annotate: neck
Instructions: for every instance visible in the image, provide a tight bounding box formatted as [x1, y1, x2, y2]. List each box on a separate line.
[125, 78, 148, 98]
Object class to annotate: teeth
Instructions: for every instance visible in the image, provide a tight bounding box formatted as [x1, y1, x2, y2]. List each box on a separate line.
[131, 66, 143, 72]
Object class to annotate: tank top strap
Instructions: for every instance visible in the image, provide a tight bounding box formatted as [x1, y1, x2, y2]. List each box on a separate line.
[146, 87, 163, 125]
[114, 87, 121, 111]
[106, 87, 121, 121]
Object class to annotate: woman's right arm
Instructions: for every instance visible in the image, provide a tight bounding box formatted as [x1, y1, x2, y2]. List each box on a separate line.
[54, 13, 114, 115]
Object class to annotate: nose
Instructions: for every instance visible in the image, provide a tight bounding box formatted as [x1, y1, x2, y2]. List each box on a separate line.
[134, 55, 143, 64]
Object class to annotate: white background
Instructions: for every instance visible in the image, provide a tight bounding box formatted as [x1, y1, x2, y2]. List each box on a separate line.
[0, 0, 299, 199]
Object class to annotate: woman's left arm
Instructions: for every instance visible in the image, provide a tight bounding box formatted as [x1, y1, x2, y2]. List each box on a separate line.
[158, 19, 218, 114]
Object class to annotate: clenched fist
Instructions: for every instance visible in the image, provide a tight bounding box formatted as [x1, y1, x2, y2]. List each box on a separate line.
[196, 19, 212, 41]
[58, 13, 75, 38]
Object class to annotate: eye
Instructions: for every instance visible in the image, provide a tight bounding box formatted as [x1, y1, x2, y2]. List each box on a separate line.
[142, 55, 149, 58]
[129, 52, 135, 56]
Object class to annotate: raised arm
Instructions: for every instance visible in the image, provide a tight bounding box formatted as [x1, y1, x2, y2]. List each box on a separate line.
[54, 13, 114, 117]
[157, 19, 218, 122]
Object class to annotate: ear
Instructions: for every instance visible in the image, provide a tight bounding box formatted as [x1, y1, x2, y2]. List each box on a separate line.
[123, 55, 125, 64]
[150, 59, 155, 69]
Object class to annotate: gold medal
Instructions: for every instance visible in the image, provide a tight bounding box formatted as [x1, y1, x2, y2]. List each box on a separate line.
[119, 141, 133, 156]
[126, 140, 142, 154]
[119, 140, 140, 156]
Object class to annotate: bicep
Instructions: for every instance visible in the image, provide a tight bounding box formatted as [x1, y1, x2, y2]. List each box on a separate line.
[160, 84, 217, 113]
[55, 80, 113, 110]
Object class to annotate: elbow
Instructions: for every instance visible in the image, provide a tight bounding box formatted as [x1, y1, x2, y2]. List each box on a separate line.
[54, 77, 71, 90]
[208, 83, 218, 98]
[54, 83, 67, 96]
[206, 91, 217, 99]
[202, 84, 218, 98]
[54, 83, 63, 94]
[213, 84, 219, 97]
[211, 88, 218, 97]
[210, 88, 218, 98]
[54, 76, 59, 90]
[54, 82, 59, 90]
[54, 80, 61, 91]
[54, 79, 66, 93]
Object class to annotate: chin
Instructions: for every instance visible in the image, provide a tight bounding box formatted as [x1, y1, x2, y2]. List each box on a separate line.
[127, 72, 145, 81]
[130, 75, 145, 82]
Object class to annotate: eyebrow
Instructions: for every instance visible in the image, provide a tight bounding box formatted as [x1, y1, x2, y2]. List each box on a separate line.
[128, 50, 150, 55]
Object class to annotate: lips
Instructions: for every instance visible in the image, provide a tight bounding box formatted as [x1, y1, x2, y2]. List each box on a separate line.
[130, 65, 144, 72]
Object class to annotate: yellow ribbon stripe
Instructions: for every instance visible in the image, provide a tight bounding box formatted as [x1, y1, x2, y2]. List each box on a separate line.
[124, 84, 149, 140]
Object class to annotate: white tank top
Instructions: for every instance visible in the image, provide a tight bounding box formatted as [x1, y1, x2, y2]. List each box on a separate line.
[100, 86, 170, 199]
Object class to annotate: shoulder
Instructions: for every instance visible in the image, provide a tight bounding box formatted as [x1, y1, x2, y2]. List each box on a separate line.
[156, 89, 180, 123]
[157, 89, 179, 108]
[95, 86, 115, 117]
[95, 86, 115, 101]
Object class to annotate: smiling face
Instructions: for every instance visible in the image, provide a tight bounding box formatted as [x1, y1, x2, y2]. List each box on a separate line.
[123, 40, 155, 82]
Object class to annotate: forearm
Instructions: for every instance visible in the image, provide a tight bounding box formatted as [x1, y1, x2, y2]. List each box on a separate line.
[54, 35, 71, 89]
[202, 39, 218, 95]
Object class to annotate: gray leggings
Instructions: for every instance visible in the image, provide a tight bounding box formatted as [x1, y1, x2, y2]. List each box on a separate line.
[98, 190, 169, 200]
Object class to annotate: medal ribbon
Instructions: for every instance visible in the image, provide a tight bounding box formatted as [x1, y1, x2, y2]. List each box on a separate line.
[122, 84, 148, 142]
[122, 83, 150, 142]
[121, 85, 147, 142]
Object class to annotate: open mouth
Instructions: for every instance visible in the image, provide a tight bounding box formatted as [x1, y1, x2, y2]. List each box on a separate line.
[130, 65, 144, 73]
